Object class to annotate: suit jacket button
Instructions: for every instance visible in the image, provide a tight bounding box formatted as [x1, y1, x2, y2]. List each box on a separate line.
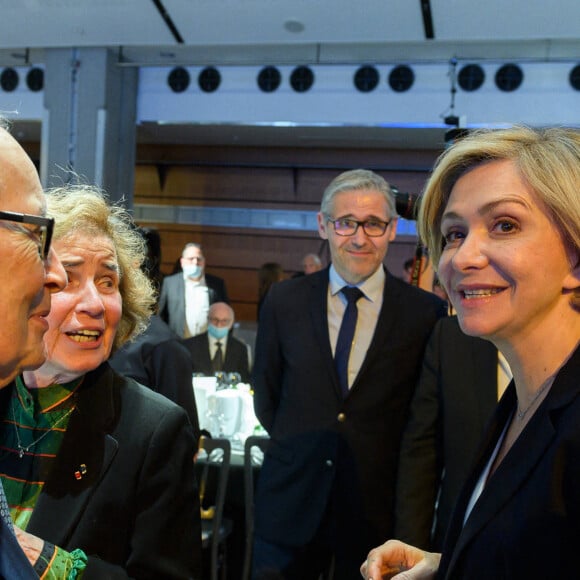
[337, 413, 346, 422]
[325, 459, 333, 467]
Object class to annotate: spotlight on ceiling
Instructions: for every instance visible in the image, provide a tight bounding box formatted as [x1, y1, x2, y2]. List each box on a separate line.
[257, 66, 281, 93]
[26, 67, 44, 92]
[569, 64, 580, 91]
[388, 65, 414, 92]
[198, 67, 221, 93]
[167, 67, 190, 93]
[354, 65, 379, 93]
[0, 67, 19, 92]
[495, 64, 523, 92]
[290, 66, 314, 93]
[457, 64, 485, 92]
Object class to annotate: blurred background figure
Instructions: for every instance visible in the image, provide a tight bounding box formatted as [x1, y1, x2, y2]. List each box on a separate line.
[401, 257, 414, 283]
[0, 184, 201, 578]
[257, 261, 284, 321]
[159, 242, 229, 338]
[138, 226, 165, 300]
[302, 253, 323, 275]
[110, 226, 201, 439]
[183, 301, 251, 384]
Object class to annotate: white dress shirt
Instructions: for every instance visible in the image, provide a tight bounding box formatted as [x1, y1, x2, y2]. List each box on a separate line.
[184, 275, 210, 338]
[327, 265, 385, 390]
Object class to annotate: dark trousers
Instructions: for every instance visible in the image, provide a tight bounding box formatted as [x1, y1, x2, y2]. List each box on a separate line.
[252, 492, 374, 580]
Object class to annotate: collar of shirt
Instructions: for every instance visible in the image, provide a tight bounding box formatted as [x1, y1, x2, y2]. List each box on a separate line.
[183, 274, 207, 286]
[328, 263, 385, 304]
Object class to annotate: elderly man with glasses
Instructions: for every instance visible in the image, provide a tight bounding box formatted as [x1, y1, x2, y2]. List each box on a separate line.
[0, 124, 67, 578]
[251, 169, 447, 580]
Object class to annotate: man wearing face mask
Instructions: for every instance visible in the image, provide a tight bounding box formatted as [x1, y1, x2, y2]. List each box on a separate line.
[159, 242, 229, 338]
[183, 302, 251, 383]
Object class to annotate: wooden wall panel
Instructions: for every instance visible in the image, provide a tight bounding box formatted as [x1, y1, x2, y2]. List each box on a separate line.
[162, 166, 296, 203]
[133, 164, 162, 198]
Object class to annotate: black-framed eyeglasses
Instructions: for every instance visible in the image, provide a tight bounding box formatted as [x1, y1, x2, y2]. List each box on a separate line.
[326, 216, 391, 237]
[0, 210, 54, 260]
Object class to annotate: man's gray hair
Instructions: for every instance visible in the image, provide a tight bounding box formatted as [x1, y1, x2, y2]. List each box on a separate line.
[320, 169, 396, 217]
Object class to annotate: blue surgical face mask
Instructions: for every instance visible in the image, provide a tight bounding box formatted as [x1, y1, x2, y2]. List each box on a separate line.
[208, 324, 229, 340]
[183, 264, 203, 279]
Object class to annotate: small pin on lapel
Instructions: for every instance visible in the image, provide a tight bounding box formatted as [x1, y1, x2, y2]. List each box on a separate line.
[74, 463, 88, 480]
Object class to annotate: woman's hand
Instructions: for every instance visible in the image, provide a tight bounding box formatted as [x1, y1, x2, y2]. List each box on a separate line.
[14, 526, 45, 566]
[360, 539, 441, 580]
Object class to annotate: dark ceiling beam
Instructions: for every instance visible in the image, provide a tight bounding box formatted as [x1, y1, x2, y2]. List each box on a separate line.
[420, 0, 435, 39]
[151, 0, 184, 43]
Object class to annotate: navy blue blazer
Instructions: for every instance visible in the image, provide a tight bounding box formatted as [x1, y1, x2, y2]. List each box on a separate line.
[437, 344, 580, 579]
[252, 267, 447, 548]
[395, 316, 499, 550]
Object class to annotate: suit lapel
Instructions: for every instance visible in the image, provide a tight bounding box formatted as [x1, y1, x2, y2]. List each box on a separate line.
[27, 365, 119, 547]
[443, 347, 580, 577]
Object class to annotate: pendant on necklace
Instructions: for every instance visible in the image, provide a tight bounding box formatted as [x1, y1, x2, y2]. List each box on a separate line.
[18, 447, 24, 459]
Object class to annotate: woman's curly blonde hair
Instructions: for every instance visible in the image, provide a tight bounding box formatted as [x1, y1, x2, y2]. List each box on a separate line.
[45, 184, 156, 352]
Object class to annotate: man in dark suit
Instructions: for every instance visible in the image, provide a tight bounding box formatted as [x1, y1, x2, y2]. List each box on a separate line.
[158, 242, 228, 337]
[183, 302, 251, 383]
[394, 316, 509, 550]
[251, 169, 447, 580]
[109, 314, 201, 440]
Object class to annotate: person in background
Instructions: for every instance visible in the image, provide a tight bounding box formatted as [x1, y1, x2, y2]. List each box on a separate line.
[110, 227, 201, 439]
[302, 253, 323, 275]
[252, 169, 446, 579]
[394, 315, 508, 551]
[159, 242, 229, 337]
[292, 253, 323, 278]
[183, 301, 251, 384]
[0, 184, 201, 579]
[138, 226, 165, 301]
[109, 312, 201, 441]
[257, 261, 284, 321]
[0, 123, 67, 578]
[402, 257, 415, 283]
[362, 126, 580, 579]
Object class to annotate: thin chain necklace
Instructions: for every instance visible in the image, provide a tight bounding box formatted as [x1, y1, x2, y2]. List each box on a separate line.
[515, 342, 579, 421]
[11, 406, 75, 459]
[516, 375, 555, 421]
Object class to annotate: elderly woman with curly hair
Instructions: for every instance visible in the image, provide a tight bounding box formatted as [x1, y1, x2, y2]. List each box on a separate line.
[0, 184, 201, 579]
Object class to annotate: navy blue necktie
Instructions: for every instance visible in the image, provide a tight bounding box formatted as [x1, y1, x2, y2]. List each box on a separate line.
[335, 286, 363, 396]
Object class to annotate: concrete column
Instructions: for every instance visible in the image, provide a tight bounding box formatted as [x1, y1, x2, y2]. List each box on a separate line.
[41, 47, 137, 206]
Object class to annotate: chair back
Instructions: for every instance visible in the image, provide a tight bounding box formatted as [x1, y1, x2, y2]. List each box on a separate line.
[241, 435, 270, 580]
[198, 436, 233, 580]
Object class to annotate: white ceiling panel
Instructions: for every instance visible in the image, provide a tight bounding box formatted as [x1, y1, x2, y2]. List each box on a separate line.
[432, 0, 580, 41]
[163, 0, 426, 45]
[0, 0, 175, 48]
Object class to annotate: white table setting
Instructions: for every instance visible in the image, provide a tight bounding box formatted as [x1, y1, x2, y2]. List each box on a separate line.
[192, 373, 266, 453]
